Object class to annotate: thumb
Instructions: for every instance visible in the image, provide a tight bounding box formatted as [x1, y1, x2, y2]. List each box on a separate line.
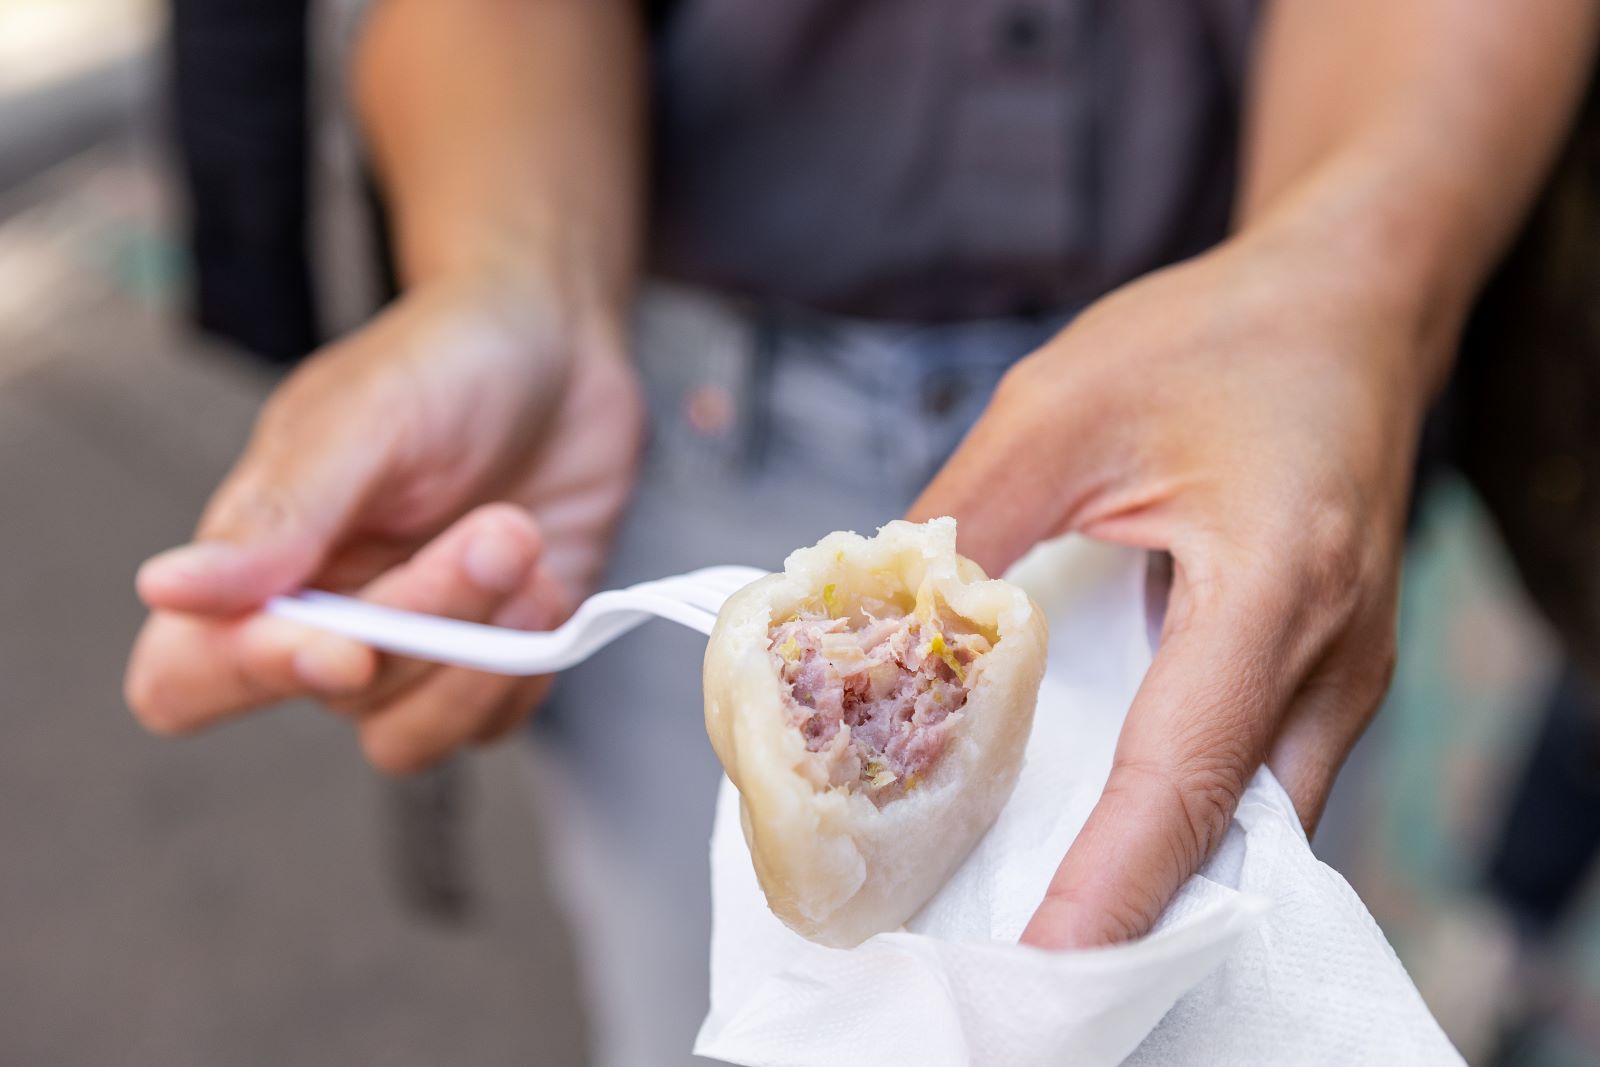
[1021, 555, 1304, 948]
[137, 422, 387, 615]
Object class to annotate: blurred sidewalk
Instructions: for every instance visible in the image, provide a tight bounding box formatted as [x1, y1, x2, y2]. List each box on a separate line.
[0, 0, 157, 187]
[0, 134, 589, 1065]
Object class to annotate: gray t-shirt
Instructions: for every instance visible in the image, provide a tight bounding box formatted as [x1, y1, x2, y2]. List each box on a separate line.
[648, 0, 1258, 320]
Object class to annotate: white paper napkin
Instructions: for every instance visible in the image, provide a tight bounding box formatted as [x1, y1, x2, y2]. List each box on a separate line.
[696, 537, 1462, 1066]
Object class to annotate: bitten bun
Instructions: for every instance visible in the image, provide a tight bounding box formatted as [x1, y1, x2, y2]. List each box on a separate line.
[703, 518, 1048, 947]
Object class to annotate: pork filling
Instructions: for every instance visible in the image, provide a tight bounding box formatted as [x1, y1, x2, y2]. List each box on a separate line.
[768, 595, 993, 803]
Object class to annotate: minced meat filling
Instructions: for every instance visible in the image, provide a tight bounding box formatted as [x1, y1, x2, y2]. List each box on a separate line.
[768, 600, 992, 803]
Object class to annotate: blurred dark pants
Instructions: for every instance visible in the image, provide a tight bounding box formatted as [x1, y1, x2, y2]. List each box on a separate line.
[170, 0, 317, 363]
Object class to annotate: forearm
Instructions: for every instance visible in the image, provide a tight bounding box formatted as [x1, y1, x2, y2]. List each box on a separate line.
[1237, 0, 1598, 393]
[353, 0, 644, 329]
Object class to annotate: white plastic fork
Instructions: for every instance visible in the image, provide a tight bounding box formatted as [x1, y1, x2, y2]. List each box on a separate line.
[264, 564, 769, 676]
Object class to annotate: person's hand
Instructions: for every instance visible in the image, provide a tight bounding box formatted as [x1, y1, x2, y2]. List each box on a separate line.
[909, 229, 1437, 949]
[125, 273, 643, 771]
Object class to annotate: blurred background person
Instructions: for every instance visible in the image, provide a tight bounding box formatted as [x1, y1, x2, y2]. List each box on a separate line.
[169, 0, 318, 365]
[2, 2, 1599, 1066]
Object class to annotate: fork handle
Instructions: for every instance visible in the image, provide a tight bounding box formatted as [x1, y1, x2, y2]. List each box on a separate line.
[262, 591, 636, 674]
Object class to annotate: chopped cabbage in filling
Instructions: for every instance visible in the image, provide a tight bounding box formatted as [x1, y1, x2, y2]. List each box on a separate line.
[768, 599, 993, 804]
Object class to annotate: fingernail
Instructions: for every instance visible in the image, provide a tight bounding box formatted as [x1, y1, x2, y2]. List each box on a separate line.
[138, 541, 240, 587]
[463, 524, 530, 594]
[293, 639, 371, 696]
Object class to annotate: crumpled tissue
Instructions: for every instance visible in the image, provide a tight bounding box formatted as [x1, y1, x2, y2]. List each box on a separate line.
[696, 537, 1462, 1066]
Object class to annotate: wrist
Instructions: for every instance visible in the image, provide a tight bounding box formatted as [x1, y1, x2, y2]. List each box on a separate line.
[395, 212, 634, 377]
[413, 207, 630, 332]
[1231, 160, 1475, 404]
[352, 0, 643, 349]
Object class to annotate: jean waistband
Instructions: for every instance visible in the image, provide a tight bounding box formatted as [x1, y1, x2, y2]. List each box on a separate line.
[631, 283, 1073, 500]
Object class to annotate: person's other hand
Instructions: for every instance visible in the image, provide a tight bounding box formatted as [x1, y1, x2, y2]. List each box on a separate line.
[909, 230, 1433, 948]
[125, 275, 643, 771]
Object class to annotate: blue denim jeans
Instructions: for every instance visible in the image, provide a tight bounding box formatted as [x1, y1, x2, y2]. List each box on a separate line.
[525, 284, 1071, 1065]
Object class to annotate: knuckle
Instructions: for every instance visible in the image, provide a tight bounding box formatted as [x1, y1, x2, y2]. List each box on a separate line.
[1172, 759, 1246, 859]
[1296, 502, 1366, 618]
[255, 390, 297, 434]
[1036, 882, 1157, 947]
[202, 478, 301, 542]
[1353, 634, 1398, 711]
[1211, 510, 1368, 648]
[467, 502, 542, 555]
[992, 350, 1056, 411]
[1089, 896, 1160, 946]
[259, 356, 338, 427]
[1184, 541, 1293, 627]
[1373, 639, 1398, 693]
[1303, 495, 1362, 560]
[472, 501, 533, 529]
[1114, 748, 1248, 869]
[994, 351, 1040, 395]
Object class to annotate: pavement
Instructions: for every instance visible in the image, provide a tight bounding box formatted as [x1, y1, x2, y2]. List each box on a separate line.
[0, 141, 589, 1066]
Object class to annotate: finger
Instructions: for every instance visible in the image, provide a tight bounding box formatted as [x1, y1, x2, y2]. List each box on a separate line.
[472, 675, 553, 744]
[352, 569, 564, 769]
[125, 611, 376, 735]
[1021, 553, 1321, 949]
[314, 536, 421, 594]
[334, 503, 546, 710]
[464, 587, 566, 744]
[467, 577, 567, 743]
[137, 414, 392, 615]
[356, 665, 532, 775]
[1267, 618, 1397, 836]
[126, 504, 541, 734]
